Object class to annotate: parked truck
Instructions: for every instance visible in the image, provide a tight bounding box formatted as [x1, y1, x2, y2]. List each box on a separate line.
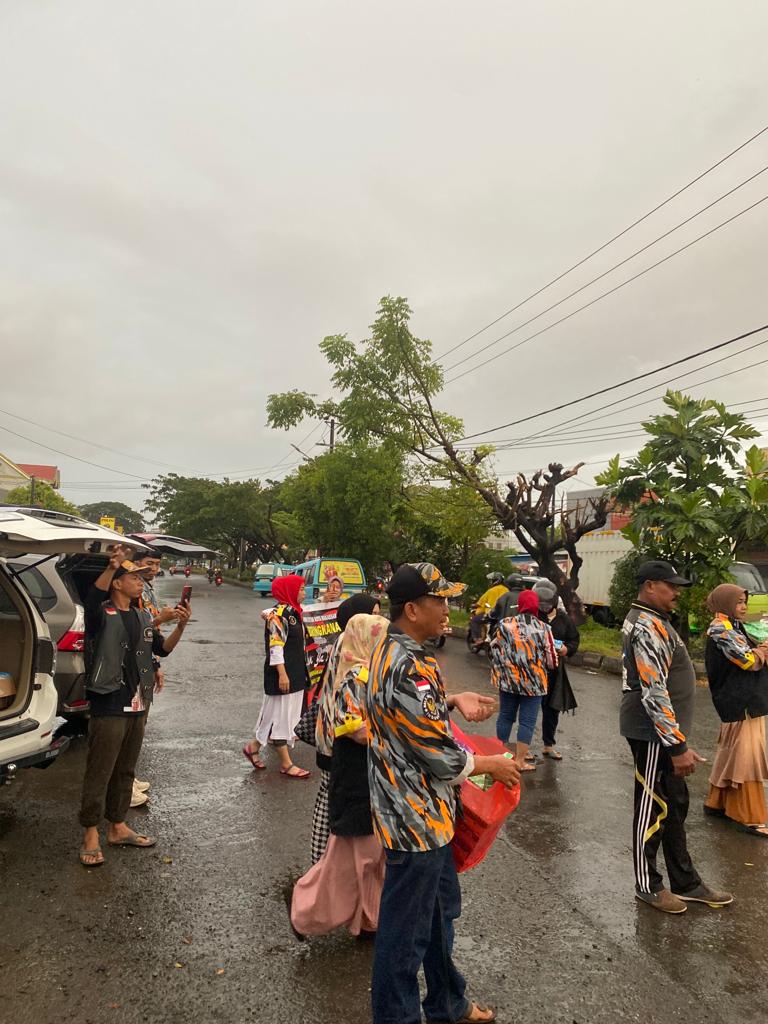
[573, 529, 768, 626]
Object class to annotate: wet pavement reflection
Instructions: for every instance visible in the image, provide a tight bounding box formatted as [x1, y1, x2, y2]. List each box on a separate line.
[1, 580, 766, 1024]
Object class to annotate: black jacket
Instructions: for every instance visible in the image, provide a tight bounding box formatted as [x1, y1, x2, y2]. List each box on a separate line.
[328, 737, 372, 836]
[263, 606, 309, 696]
[705, 623, 768, 723]
[544, 610, 580, 713]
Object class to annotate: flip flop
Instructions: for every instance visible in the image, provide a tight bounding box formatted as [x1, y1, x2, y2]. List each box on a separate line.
[737, 823, 768, 838]
[519, 762, 537, 772]
[543, 750, 563, 760]
[107, 833, 157, 848]
[427, 1002, 497, 1024]
[280, 766, 311, 779]
[243, 745, 266, 770]
[79, 847, 104, 867]
[524, 753, 536, 763]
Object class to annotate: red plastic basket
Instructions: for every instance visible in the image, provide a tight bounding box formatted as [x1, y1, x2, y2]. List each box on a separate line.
[451, 722, 521, 873]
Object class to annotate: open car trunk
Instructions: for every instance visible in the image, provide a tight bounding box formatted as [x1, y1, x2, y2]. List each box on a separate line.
[0, 569, 36, 720]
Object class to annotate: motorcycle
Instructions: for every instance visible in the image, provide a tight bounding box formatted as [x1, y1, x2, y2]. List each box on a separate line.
[466, 604, 493, 659]
[207, 570, 215, 584]
[215, 574, 223, 587]
[184, 567, 191, 578]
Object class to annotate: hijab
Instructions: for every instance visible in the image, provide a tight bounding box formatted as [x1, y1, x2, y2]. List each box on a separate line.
[706, 583, 747, 621]
[336, 593, 380, 631]
[336, 613, 389, 682]
[517, 589, 540, 616]
[271, 574, 305, 617]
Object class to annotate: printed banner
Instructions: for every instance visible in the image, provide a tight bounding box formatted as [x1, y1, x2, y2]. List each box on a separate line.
[303, 600, 342, 688]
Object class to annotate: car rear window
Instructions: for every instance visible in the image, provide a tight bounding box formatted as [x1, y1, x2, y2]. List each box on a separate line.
[8, 563, 58, 614]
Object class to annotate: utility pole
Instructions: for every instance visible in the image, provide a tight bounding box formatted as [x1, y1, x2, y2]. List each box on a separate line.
[317, 418, 336, 453]
[29, 476, 37, 506]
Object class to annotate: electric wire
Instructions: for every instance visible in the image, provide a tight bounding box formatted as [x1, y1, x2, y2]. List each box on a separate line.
[444, 194, 768, 387]
[452, 322, 768, 443]
[443, 164, 768, 375]
[435, 123, 768, 362]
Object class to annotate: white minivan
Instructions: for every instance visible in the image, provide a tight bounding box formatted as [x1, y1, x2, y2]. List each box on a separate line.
[0, 509, 142, 779]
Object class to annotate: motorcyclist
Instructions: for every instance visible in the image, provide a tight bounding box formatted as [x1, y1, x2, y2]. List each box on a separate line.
[489, 573, 532, 636]
[207, 566, 216, 582]
[469, 572, 508, 648]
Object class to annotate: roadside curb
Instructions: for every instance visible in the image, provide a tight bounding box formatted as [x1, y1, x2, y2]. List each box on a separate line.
[447, 633, 706, 681]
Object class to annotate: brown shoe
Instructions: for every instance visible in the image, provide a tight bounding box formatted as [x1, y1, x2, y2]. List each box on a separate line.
[635, 888, 687, 914]
[672, 883, 733, 907]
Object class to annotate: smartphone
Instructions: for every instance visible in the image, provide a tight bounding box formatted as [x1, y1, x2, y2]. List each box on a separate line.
[180, 584, 192, 606]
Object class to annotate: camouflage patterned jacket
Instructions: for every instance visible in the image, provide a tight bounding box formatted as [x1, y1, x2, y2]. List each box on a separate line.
[490, 613, 557, 697]
[366, 625, 475, 852]
[620, 602, 695, 753]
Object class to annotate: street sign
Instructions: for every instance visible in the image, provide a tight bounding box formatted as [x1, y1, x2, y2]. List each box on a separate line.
[99, 516, 116, 530]
[117, 525, 124, 534]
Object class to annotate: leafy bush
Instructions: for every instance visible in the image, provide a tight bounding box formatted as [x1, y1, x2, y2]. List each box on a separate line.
[609, 549, 642, 623]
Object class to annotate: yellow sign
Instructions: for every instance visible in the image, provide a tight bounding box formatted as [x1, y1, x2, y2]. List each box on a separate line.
[117, 525, 124, 534]
[99, 516, 116, 530]
[319, 559, 364, 585]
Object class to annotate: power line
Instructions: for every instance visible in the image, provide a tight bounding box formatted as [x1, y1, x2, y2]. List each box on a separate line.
[505, 346, 768, 450]
[0, 423, 149, 480]
[435, 123, 768, 362]
[0, 407, 196, 473]
[443, 164, 768, 375]
[453, 321, 768, 443]
[444, 193, 768, 387]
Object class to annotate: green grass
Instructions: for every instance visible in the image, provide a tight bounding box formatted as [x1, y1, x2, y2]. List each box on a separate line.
[578, 619, 623, 658]
[449, 607, 470, 628]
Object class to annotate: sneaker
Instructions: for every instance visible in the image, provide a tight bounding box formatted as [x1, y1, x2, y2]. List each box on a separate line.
[134, 780, 151, 794]
[672, 883, 733, 907]
[635, 889, 687, 914]
[130, 782, 149, 808]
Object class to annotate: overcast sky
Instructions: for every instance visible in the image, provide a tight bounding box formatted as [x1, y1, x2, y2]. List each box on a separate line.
[2, 0, 767, 517]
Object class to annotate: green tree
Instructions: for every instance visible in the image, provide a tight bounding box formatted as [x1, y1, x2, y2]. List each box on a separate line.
[280, 444, 405, 576]
[5, 482, 81, 515]
[78, 501, 145, 534]
[144, 475, 293, 569]
[597, 391, 768, 640]
[267, 296, 607, 616]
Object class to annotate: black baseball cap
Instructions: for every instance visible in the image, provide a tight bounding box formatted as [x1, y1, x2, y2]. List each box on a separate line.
[386, 562, 466, 604]
[636, 560, 692, 587]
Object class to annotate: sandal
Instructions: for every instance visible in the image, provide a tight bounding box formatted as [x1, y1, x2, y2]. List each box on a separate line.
[524, 753, 536, 763]
[543, 749, 563, 760]
[428, 1002, 497, 1023]
[519, 762, 537, 772]
[243, 745, 266, 770]
[79, 847, 104, 867]
[107, 832, 157, 848]
[280, 766, 311, 779]
[737, 823, 768, 838]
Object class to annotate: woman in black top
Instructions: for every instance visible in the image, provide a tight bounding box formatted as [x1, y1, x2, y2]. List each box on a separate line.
[703, 584, 768, 836]
[534, 581, 579, 760]
[243, 574, 310, 778]
[291, 613, 388, 937]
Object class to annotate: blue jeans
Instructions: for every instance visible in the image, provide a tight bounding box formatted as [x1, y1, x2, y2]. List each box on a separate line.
[371, 843, 468, 1024]
[496, 691, 542, 746]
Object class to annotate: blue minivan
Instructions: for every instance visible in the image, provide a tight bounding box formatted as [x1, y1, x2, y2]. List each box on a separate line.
[252, 562, 294, 595]
[292, 557, 367, 602]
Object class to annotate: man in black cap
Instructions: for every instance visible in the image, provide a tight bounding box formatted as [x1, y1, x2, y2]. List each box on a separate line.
[367, 563, 520, 1024]
[621, 560, 732, 914]
[78, 546, 190, 867]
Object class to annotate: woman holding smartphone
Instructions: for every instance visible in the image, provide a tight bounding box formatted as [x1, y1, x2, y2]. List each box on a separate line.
[243, 574, 311, 778]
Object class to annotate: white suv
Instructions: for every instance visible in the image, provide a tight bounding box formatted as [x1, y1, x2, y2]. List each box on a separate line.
[0, 509, 142, 779]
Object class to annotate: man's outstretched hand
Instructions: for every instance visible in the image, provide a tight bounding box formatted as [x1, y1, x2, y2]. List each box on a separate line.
[451, 692, 497, 723]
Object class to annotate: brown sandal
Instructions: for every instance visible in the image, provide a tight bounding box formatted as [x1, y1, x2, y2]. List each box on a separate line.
[79, 847, 105, 867]
[428, 1002, 497, 1023]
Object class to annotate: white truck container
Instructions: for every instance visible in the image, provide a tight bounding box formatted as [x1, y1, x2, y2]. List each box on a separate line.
[573, 529, 634, 625]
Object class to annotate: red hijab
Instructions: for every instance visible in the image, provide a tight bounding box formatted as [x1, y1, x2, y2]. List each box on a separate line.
[271, 574, 305, 617]
[517, 589, 539, 615]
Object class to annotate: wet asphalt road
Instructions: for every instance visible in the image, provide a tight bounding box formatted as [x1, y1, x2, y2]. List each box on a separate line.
[1, 579, 767, 1024]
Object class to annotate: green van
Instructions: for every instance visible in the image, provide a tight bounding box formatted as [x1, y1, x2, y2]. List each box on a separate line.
[292, 557, 367, 603]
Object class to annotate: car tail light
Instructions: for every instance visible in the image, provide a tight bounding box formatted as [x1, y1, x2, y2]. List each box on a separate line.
[58, 603, 85, 652]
